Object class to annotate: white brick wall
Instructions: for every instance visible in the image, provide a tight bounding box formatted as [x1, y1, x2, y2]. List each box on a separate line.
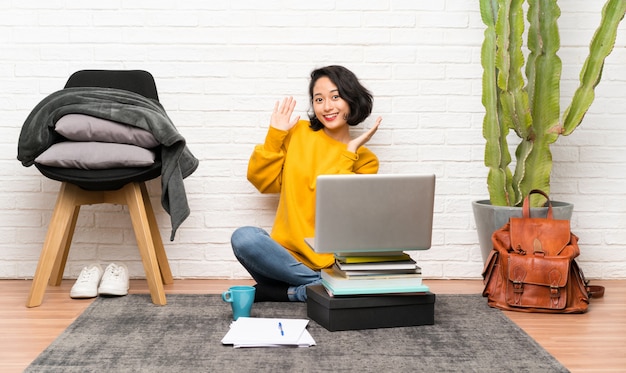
[1, 1, 625, 280]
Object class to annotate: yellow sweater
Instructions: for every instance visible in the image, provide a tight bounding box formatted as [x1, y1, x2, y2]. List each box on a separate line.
[247, 120, 379, 270]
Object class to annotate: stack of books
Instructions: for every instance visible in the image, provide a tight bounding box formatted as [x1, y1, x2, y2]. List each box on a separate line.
[321, 251, 429, 296]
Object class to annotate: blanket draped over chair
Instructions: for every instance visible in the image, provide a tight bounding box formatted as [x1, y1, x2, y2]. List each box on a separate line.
[17, 87, 199, 240]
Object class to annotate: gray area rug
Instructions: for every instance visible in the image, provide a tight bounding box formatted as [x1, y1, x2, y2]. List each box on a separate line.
[26, 294, 568, 373]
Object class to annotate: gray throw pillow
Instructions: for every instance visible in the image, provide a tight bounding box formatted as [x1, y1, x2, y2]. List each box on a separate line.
[55, 114, 159, 148]
[35, 142, 156, 169]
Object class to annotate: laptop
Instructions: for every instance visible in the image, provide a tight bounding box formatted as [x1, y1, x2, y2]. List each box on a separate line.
[305, 173, 436, 254]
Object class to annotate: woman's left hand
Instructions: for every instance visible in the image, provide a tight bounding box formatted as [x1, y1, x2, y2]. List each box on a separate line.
[347, 116, 382, 153]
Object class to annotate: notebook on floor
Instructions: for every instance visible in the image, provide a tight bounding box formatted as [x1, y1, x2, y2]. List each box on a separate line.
[305, 173, 435, 254]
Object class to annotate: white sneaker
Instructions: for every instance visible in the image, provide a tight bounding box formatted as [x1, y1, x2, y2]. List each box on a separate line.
[98, 263, 129, 296]
[70, 264, 103, 299]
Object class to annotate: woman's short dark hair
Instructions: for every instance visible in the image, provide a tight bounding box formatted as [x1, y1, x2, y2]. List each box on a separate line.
[308, 65, 373, 131]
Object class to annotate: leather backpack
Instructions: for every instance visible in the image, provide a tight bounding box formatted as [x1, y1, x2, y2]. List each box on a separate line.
[482, 190, 603, 313]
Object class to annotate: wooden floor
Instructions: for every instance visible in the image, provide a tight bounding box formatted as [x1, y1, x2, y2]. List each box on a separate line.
[1, 279, 624, 372]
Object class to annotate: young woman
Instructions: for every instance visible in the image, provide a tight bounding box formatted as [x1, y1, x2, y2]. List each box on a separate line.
[231, 65, 381, 302]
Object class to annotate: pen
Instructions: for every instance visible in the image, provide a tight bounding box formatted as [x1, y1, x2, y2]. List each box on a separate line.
[278, 322, 284, 336]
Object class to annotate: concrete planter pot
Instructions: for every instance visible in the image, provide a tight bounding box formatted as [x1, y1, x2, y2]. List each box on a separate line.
[472, 199, 574, 264]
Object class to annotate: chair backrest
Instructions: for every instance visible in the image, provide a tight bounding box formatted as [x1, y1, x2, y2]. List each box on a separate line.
[64, 70, 159, 101]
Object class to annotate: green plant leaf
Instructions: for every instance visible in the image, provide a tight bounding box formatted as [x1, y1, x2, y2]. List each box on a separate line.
[562, 0, 626, 135]
[481, 0, 514, 205]
[519, 0, 562, 206]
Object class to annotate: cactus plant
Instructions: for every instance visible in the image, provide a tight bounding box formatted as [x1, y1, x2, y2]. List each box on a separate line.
[480, 0, 626, 207]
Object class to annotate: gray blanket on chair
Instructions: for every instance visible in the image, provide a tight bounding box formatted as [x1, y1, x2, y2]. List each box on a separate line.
[17, 87, 200, 241]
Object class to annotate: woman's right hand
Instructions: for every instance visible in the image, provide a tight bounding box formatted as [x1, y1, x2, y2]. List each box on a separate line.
[270, 96, 300, 131]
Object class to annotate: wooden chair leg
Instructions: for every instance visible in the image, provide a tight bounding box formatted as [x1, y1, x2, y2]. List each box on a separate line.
[124, 182, 167, 306]
[50, 205, 80, 286]
[27, 183, 80, 308]
[139, 182, 173, 284]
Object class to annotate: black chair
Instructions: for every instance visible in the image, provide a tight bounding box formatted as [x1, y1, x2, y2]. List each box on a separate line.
[26, 70, 173, 307]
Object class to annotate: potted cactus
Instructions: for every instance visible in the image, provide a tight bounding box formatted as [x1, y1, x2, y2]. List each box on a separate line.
[473, 0, 626, 262]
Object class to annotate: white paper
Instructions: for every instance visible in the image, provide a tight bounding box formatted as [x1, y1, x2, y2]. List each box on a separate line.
[221, 317, 315, 348]
[233, 330, 316, 348]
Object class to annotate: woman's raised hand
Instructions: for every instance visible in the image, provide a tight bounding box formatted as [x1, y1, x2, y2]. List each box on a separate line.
[347, 116, 382, 153]
[270, 96, 300, 131]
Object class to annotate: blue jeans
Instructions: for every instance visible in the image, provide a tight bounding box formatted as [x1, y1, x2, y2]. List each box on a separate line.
[230, 226, 321, 301]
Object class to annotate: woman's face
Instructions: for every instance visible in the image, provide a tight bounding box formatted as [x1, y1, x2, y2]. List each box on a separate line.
[312, 76, 350, 132]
